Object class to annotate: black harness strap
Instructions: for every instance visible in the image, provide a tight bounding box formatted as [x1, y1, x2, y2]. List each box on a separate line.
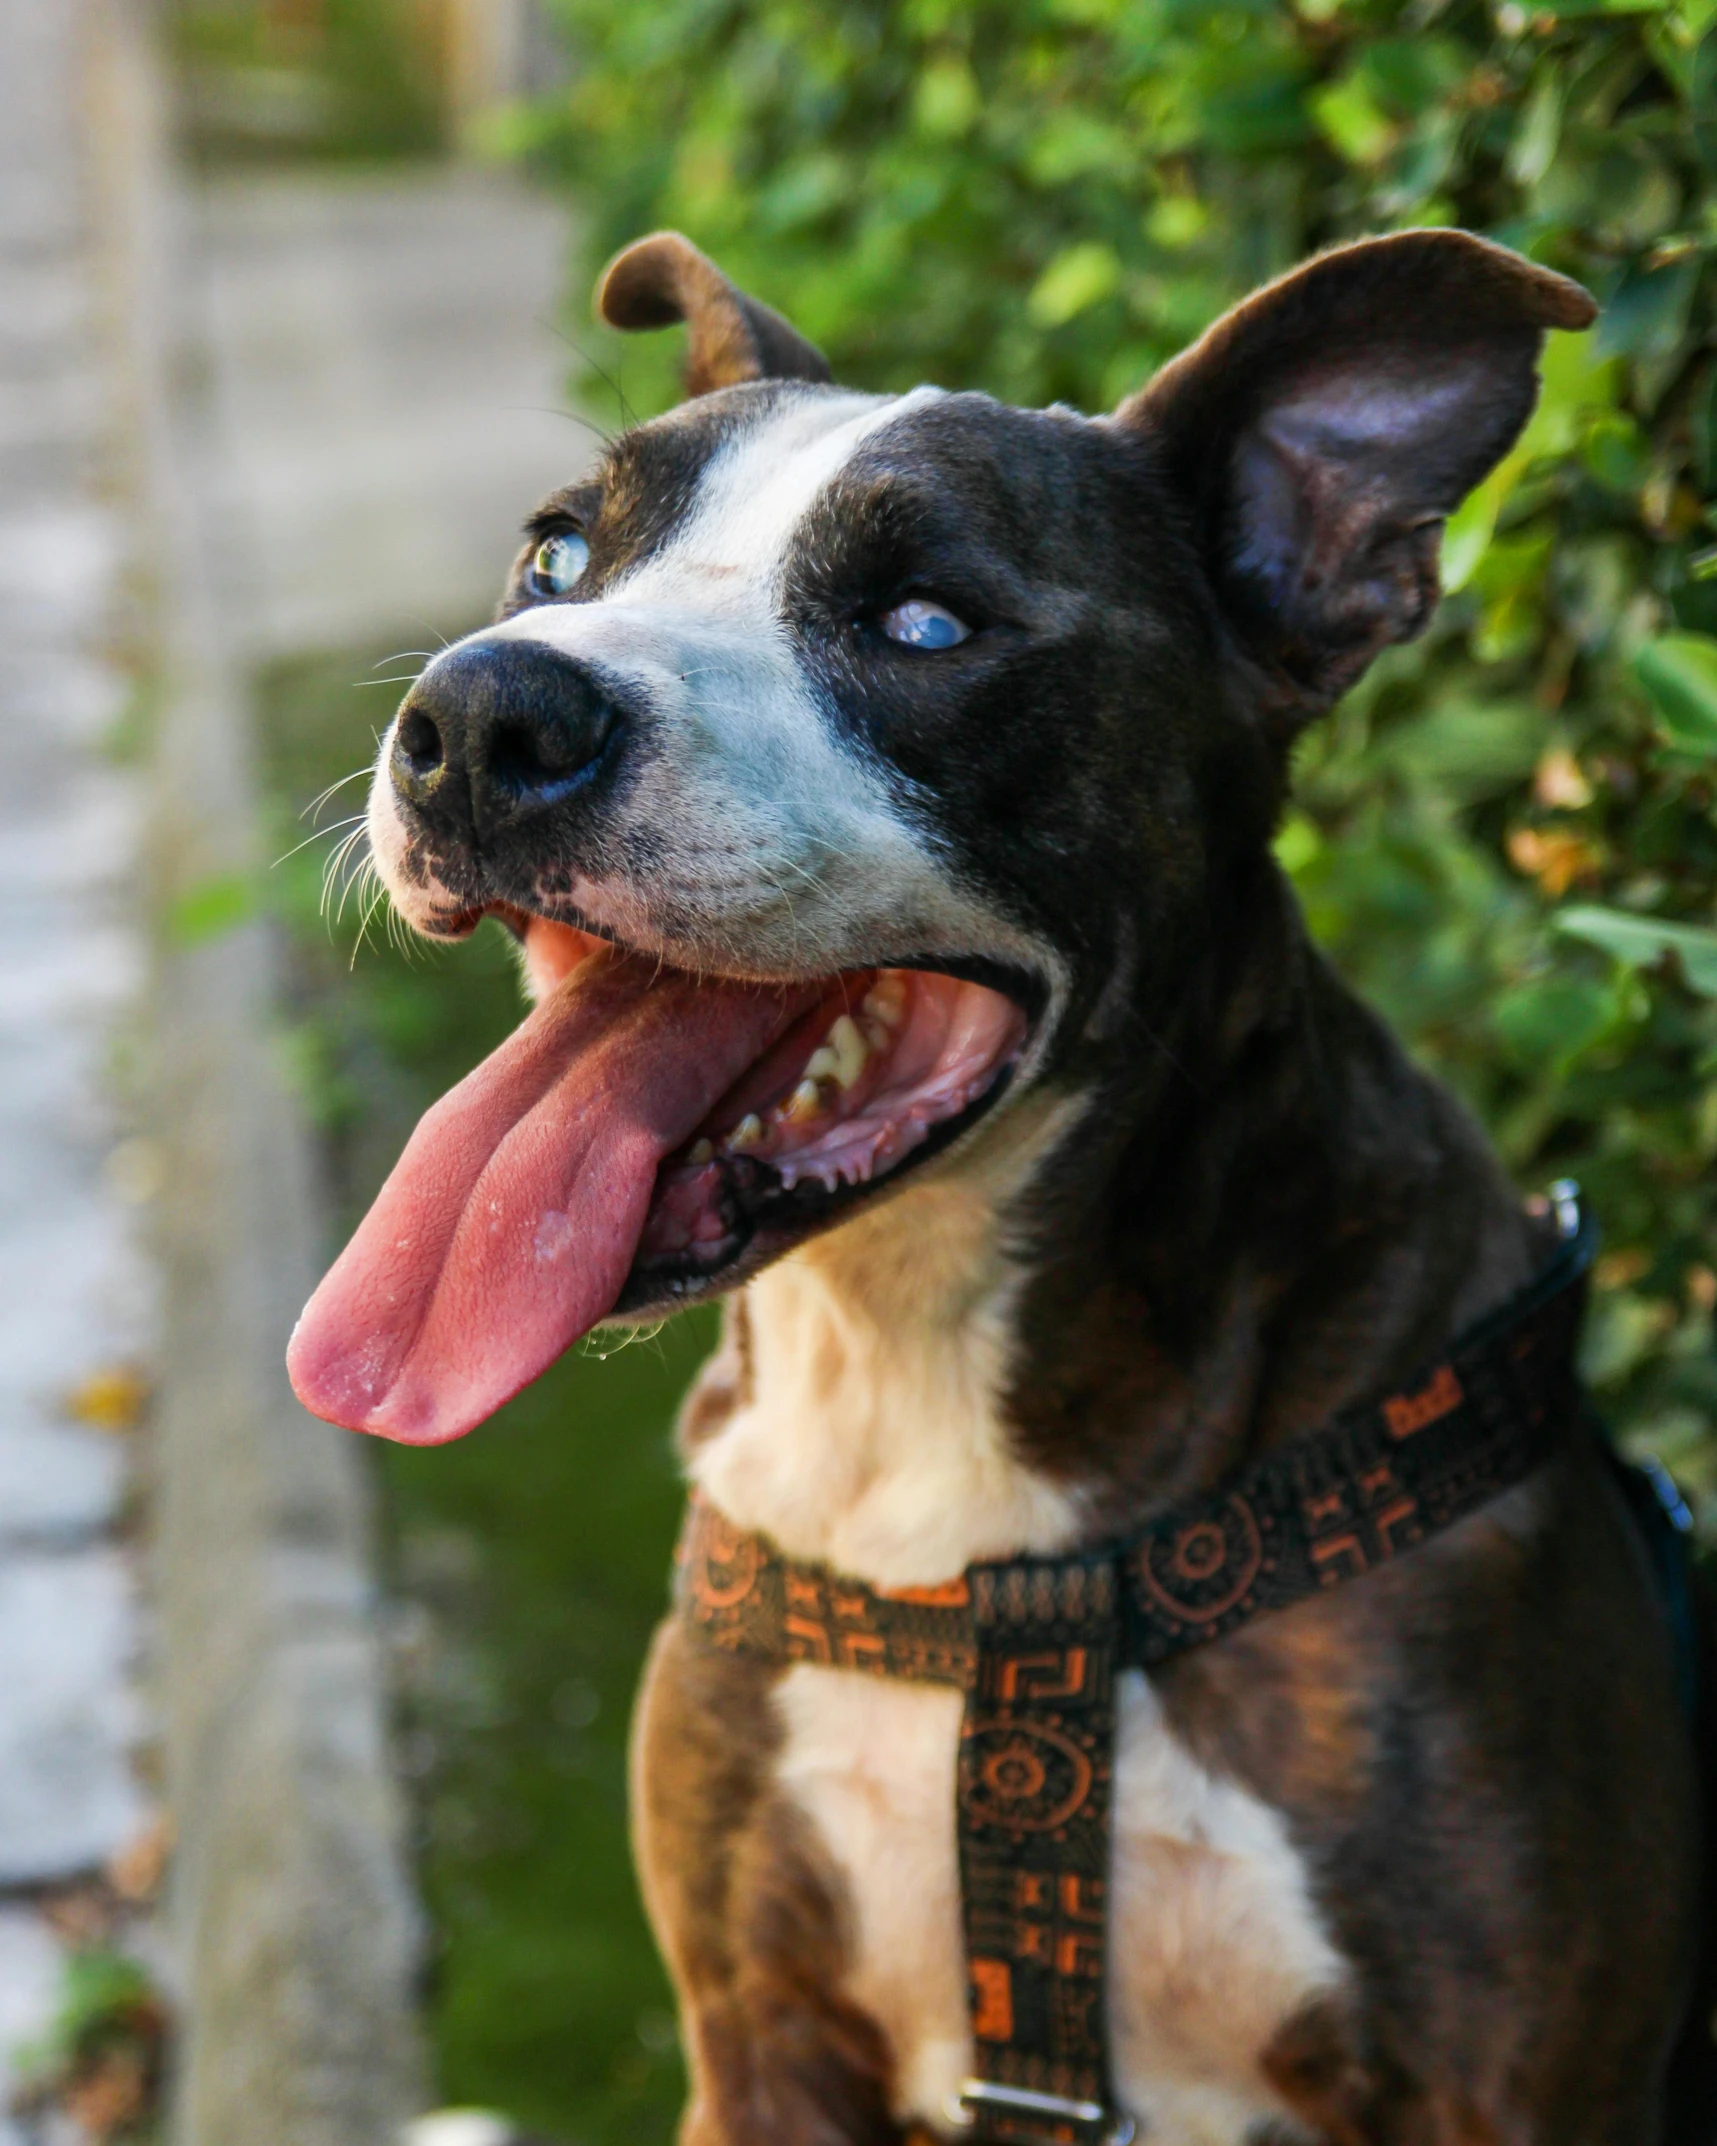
[1123, 1191, 1595, 1663]
[958, 1553, 1123, 2146]
[674, 1188, 1599, 2145]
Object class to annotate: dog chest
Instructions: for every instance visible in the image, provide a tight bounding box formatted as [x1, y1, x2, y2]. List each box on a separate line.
[773, 1661, 1343, 2145]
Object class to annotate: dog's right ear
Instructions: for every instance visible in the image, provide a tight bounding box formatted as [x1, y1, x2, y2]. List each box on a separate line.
[1113, 230, 1595, 721]
[597, 231, 833, 400]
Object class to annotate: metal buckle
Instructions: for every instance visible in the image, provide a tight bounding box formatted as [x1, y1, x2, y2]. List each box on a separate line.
[946, 2081, 1136, 2145]
[1548, 1178, 1582, 1241]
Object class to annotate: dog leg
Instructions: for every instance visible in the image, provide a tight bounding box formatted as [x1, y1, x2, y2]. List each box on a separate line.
[633, 1622, 907, 2146]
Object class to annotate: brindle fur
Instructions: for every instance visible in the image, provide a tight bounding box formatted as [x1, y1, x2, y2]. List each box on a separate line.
[615, 241, 1711, 2144]
[389, 227, 1713, 2142]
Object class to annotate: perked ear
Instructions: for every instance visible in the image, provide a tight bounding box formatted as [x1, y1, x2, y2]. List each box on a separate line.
[597, 231, 833, 400]
[1114, 230, 1595, 713]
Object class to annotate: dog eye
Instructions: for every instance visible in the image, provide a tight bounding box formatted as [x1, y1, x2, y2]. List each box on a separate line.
[880, 598, 970, 650]
[531, 531, 590, 597]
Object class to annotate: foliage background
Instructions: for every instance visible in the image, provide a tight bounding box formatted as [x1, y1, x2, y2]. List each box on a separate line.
[521, 0, 1717, 1519]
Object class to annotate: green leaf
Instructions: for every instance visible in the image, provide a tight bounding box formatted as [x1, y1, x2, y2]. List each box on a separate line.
[1310, 72, 1397, 165]
[912, 56, 980, 140]
[1437, 333, 1607, 596]
[1027, 241, 1121, 328]
[1492, 973, 1618, 1071]
[1440, 465, 1507, 593]
[1693, 27, 1717, 175]
[1382, 696, 1545, 804]
[1693, 363, 1717, 495]
[1581, 409, 1652, 494]
[1596, 257, 1700, 362]
[1633, 633, 1717, 755]
[1554, 906, 1717, 995]
[1507, 72, 1563, 187]
[1144, 194, 1208, 250]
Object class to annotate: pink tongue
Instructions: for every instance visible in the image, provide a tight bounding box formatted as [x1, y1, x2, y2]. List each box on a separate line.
[287, 951, 810, 1444]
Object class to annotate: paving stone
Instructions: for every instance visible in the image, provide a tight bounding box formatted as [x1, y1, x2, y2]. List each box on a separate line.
[0, 1903, 65, 2143]
[0, 0, 148, 1916]
[0, 1425, 125, 1548]
[0, 1550, 142, 1883]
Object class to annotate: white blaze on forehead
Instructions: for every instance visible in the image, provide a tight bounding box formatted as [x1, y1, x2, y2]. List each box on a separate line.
[614, 384, 944, 614]
[371, 375, 1060, 1012]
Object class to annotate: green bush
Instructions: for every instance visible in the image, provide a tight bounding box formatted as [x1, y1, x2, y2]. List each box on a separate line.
[525, 0, 1717, 1516]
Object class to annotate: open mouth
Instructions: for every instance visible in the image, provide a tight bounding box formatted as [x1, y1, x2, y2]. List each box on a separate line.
[286, 911, 1032, 1445]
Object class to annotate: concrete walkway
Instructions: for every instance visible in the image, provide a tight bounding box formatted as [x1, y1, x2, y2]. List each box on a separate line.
[191, 167, 581, 661]
[158, 153, 584, 2146]
[0, 0, 154, 2126]
[0, 2, 585, 2135]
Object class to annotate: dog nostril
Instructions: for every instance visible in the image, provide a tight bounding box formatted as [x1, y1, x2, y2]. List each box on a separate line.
[486, 709, 613, 801]
[396, 708, 444, 780]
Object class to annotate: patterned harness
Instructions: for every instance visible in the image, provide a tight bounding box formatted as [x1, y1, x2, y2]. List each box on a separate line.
[673, 1188, 1605, 2146]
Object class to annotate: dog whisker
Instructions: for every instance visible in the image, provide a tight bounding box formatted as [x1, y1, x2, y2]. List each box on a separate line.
[323, 824, 372, 928]
[302, 768, 373, 822]
[274, 813, 365, 870]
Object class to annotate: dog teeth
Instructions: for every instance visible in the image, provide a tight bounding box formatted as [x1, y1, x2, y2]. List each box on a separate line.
[803, 1011, 872, 1093]
[828, 1014, 869, 1088]
[862, 974, 907, 1030]
[782, 1078, 825, 1124]
[713, 981, 912, 1173]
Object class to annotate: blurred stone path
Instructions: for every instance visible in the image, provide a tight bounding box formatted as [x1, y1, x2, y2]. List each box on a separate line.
[0, 0, 154, 2130]
[190, 167, 581, 661]
[176, 158, 584, 2146]
[0, 0, 585, 2128]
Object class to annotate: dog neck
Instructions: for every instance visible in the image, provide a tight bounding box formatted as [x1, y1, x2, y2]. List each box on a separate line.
[684, 1086, 1091, 1587]
[685, 864, 1539, 1586]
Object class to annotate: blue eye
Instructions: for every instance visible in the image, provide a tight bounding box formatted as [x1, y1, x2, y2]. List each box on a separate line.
[880, 598, 970, 650]
[531, 531, 590, 596]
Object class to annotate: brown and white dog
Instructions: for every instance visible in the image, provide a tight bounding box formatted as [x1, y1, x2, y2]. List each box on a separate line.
[289, 228, 1715, 2143]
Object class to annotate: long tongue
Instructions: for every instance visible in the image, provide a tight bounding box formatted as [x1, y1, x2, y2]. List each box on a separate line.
[287, 950, 810, 1444]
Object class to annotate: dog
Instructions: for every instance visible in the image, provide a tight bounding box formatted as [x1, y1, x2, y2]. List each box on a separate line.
[288, 226, 1715, 2144]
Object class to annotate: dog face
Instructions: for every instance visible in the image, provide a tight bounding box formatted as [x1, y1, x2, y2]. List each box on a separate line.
[291, 229, 1592, 1443]
[376, 377, 1222, 1039]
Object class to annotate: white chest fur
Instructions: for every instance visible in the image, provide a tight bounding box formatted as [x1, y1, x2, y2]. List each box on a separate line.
[772, 1666, 1338, 2144]
[687, 1168, 1345, 2143]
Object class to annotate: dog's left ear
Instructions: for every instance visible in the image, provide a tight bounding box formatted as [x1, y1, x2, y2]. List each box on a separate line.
[1114, 230, 1595, 714]
[597, 231, 833, 399]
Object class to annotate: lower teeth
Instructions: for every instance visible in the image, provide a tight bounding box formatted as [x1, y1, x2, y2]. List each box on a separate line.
[688, 972, 912, 1170]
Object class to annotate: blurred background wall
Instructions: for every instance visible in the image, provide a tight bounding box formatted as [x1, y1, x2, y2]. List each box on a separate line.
[173, 0, 565, 157]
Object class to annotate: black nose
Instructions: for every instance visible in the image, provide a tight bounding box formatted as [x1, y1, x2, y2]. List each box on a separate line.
[390, 639, 624, 839]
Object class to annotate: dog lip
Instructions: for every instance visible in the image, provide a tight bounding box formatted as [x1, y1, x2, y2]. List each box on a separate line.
[417, 904, 486, 939]
[481, 897, 1046, 1014]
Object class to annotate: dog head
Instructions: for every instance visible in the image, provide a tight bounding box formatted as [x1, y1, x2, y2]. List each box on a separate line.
[288, 227, 1592, 1444]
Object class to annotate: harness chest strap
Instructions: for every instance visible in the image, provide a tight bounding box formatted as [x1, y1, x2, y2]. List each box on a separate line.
[674, 1190, 1597, 2146]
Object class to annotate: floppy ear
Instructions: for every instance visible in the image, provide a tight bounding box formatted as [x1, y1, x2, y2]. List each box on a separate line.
[597, 231, 833, 399]
[1114, 230, 1595, 714]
